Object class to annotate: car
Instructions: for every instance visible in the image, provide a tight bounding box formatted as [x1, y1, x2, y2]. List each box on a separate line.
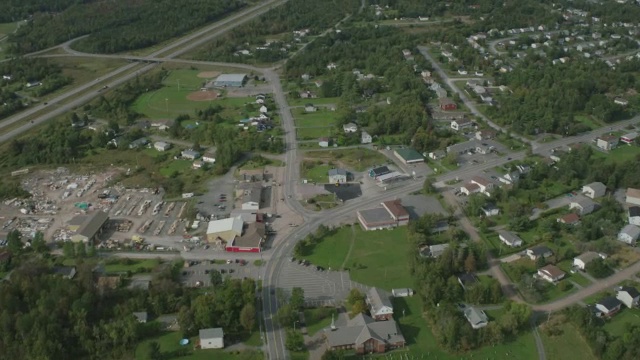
[228, 269, 235, 273]
[235, 259, 240, 263]
[270, 289, 275, 295]
[507, 157, 512, 160]
[298, 259, 304, 265]
[182, 271, 188, 276]
[43, 102, 48, 105]
[226, 259, 232, 264]
[205, 269, 210, 274]
[290, 257, 296, 262]
[221, 269, 227, 274]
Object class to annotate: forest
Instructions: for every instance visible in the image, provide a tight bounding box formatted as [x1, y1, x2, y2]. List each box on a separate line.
[489, 57, 640, 135]
[0, 58, 71, 119]
[6, 0, 247, 54]
[194, 0, 361, 63]
[0, 0, 78, 23]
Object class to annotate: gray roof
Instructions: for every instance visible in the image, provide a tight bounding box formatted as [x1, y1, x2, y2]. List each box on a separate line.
[464, 307, 488, 326]
[584, 182, 606, 194]
[429, 243, 450, 257]
[619, 286, 640, 298]
[133, 312, 148, 322]
[215, 74, 247, 83]
[370, 166, 390, 176]
[597, 296, 622, 311]
[572, 197, 596, 209]
[53, 266, 76, 278]
[575, 252, 600, 264]
[620, 224, 640, 239]
[358, 207, 394, 225]
[367, 287, 393, 315]
[629, 206, 640, 218]
[325, 313, 404, 347]
[328, 168, 347, 177]
[528, 245, 553, 256]
[243, 185, 262, 204]
[199, 327, 224, 340]
[77, 211, 109, 239]
[498, 230, 522, 245]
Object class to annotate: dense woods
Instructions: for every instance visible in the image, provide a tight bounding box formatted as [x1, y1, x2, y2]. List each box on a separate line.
[194, 0, 361, 63]
[7, 0, 246, 54]
[0, 0, 77, 23]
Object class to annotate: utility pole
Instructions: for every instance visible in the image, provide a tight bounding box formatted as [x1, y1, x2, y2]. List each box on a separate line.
[165, 98, 169, 115]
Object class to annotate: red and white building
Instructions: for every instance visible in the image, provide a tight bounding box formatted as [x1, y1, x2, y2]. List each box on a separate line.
[357, 200, 410, 230]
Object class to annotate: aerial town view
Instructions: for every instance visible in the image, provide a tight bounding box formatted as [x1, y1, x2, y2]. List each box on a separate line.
[3, 0, 640, 359]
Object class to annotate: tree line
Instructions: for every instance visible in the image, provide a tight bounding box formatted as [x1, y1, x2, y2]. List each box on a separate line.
[7, 0, 246, 54]
[0, 0, 78, 23]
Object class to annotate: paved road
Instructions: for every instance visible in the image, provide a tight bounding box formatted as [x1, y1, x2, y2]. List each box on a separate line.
[0, 0, 288, 145]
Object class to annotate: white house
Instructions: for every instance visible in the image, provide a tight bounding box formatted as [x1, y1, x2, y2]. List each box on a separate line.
[391, 288, 414, 298]
[629, 206, 640, 226]
[618, 224, 640, 245]
[595, 297, 622, 318]
[470, 176, 493, 195]
[537, 264, 565, 283]
[241, 185, 261, 211]
[573, 252, 604, 270]
[181, 150, 200, 160]
[569, 197, 596, 215]
[259, 105, 268, 114]
[367, 287, 394, 321]
[154, 141, 171, 151]
[499, 172, 520, 185]
[481, 204, 500, 217]
[343, 123, 358, 133]
[582, 182, 606, 199]
[199, 328, 224, 349]
[318, 137, 330, 147]
[498, 230, 523, 247]
[429, 150, 446, 160]
[451, 119, 473, 131]
[304, 104, 317, 112]
[526, 246, 553, 260]
[361, 131, 372, 144]
[616, 286, 640, 308]
[202, 152, 216, 164]
[328, 168, 348, 184]
[464, 307, 488, 329]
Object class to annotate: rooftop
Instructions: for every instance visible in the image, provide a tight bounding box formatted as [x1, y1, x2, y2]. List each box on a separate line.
[382, 200, 409, 218]
[584, 181, 606, 193]
[539, 264, 565, 278]
[394, 148, 423, 161]
[199, 327, 224, 339]
[628, 188, 640, 199]
[618, 286, 640, 298]
[370, 166, 390, 176]
[358, 207, 395, 225]
[77, 211, 109, 239]
[215, 74, 247, 82]
[328, 168, 348, 176]
[575, 251, 601, 264]
[597, 296, 622, 311]
[367, 287, 393, 314]
[559, 213, 580, 224]
[629, 206, 640, 217]
[207, 216, 243, 235]
[325, 313, 404, 348]
[620, 224, 640, 238]
[231, 222, 265, 249]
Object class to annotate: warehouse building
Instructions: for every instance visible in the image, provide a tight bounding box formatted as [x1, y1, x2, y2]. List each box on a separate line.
[70, 211, 109, 243]
[213, 74, 247, 87]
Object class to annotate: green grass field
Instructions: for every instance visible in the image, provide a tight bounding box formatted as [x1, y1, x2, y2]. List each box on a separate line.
[575, 115, 602, 130]
[301, 163, 331, 183]
[603, 307, 640, 337]
[293, 109, 338, 128]
[135, 331, 262, 360]
[303, 308, 338, 336]
[296, 127, 333, 140]
[159, 159, 193, 177]
[104, 259, 160, 274]
[304, 148, 388, 172]
[605, 145, 640, 164]
[288, 96, 339, 106]
[540, 322, 597, 360]
[0, 21, 19, 37]
[300, 226, 352, 270]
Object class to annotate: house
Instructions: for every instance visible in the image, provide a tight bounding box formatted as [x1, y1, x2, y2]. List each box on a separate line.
[154, 141, 171, 152]
[133, 312, 148, 323]
[206, 216, 244, 244]
[614, 97, 629, 106]
[426, 243, 450, 258]
[595, 297, 622, 318]
[367, 287, 394, 320]
[628, 206, 640, 226]
[369, 166, 391, 179]
[319, 137, 330, 147]
[325, 313, 405, 354]
[304, 104, 317, 112]
[202, 152, 216, 164]
[299, 90, 317, 99]
[620, 132, 638, 144]
[213, 73, 246, 87]
[446, 140, 478, 155]
[428, 150, 446, 160]
[596, 135, 619, 151]
[558, 213, 581, 225]
[537, 264, 565, 283]
[361, 131, 372, 144]
[626, 188, 640, 205]
[618, 224, 640, 245]
[434, 88, 447, 99]
[499, 172, 520, 185]
[616, 286, 640, 308]
[582, 182, 606, 199]
[226, 222, 265, 253]
[470, 176, 494, 194]
[458, 273, 479, 290]
[526, 246, 553, 261]
[498, 230, 523, 247]
[573, 252, 604, 270]
[392, 288, 414, 297]
[357, 200, 410, 230]
[464, 307, 489, 329]
[241, 184, 262, 210]
[476, 129, 496, 140]
[70, 211, 109, 243]
[481, 204, 500, 217]
[343, 123, 358, 133]
[53, 266, 77, 279]
[570, 197, 596, 215]
[199, 328, 224, 349]
[460, 182, 481, 196]
[181, 150, 200, 160]
[128, 137, 149, 149]
[394, 148, 424, 164]
[328, 169, 348, 184]
[451, 119, 473, 131]
[259, 105, 268, 114]
[439, 98, 457, 111]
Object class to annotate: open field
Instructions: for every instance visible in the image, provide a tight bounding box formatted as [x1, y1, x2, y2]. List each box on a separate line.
[604, 145, 640, 164]
[575, 115, 602, 130]
[135, 331, 261, 360]
[50, 57, 128, 94]
[104, 259, 161, 274]
[0, 21, 20, 38]
[540, 322, 597, 360]
[296, 127, 333, 140]
[288, 97, 339, 106]
[301, 162, 331, 183]
[304, 148, 389, 172]
[603, 307, 640, 337]
[293, 109, 338, 128]
[299, 226, 352, 270]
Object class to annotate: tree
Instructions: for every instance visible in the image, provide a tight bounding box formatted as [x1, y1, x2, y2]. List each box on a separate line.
[31, 231, 48, 253]
[535, 255, 546, 268]
[63, 241, 76, 258]
[7, 230, 22, 254]
[464, 253, 477, 273]
[75, 242, 86, 258]
[322, 350, 346, 360]
[147, 341, 162, 360]
[586, 258, 613, 278]
[285, 329, 304, 351]
[290, 287, 305, 311]
[276, 304, 297, 328]
[210, 269, 223, 287]
[423, 176, 436, 194]
[240, 303, 256, 333]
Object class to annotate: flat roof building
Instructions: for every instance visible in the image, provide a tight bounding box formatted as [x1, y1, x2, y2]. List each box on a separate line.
[206, 216, 244, 244]
[70, 211, 109, 243]
[213, 74, 247, 87]
[394, 148, 424, 164]
[357, 200, 410, 230]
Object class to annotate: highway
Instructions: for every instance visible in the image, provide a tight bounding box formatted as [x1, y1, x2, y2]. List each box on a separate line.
[0, 0, 289, 144]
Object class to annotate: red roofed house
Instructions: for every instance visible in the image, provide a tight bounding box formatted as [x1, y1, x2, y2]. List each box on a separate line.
[439, 98, 457, 111]
[557, 213, 580, 225]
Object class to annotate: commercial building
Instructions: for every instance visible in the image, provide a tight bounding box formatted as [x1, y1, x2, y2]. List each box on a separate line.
[241, 184, 262, 210]
[325, 313, 405, 354]
[357, 200, 410, 230]
[393, 148, 424, 164]
[226, 222, 265, 253]
[70, 211, 109, 243]
[206, 216, 243, 244]
[213, 74, 247, 87]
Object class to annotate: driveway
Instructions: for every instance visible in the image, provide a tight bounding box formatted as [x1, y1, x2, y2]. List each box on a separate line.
[529, 195, 573, 220]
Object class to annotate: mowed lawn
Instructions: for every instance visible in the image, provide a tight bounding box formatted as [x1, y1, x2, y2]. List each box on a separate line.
[540, 322, 597, 360]
[289, 96, 339, 106]
[297, 127, 333, 140]
[603, 307, 640, 337]
[0, 21, 19, 37]
[300, 226, 352, 270]
[104, 259, 160, 274]
[135, 331, 261, 360]
[305, 148, 389, 171]
[605, 145, 640, 164]
[301, 163, 331, 183]
[293, 109, 338, 128]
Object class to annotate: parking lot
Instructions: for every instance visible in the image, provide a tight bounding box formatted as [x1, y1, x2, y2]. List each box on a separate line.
[180, 259, 264, 287]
